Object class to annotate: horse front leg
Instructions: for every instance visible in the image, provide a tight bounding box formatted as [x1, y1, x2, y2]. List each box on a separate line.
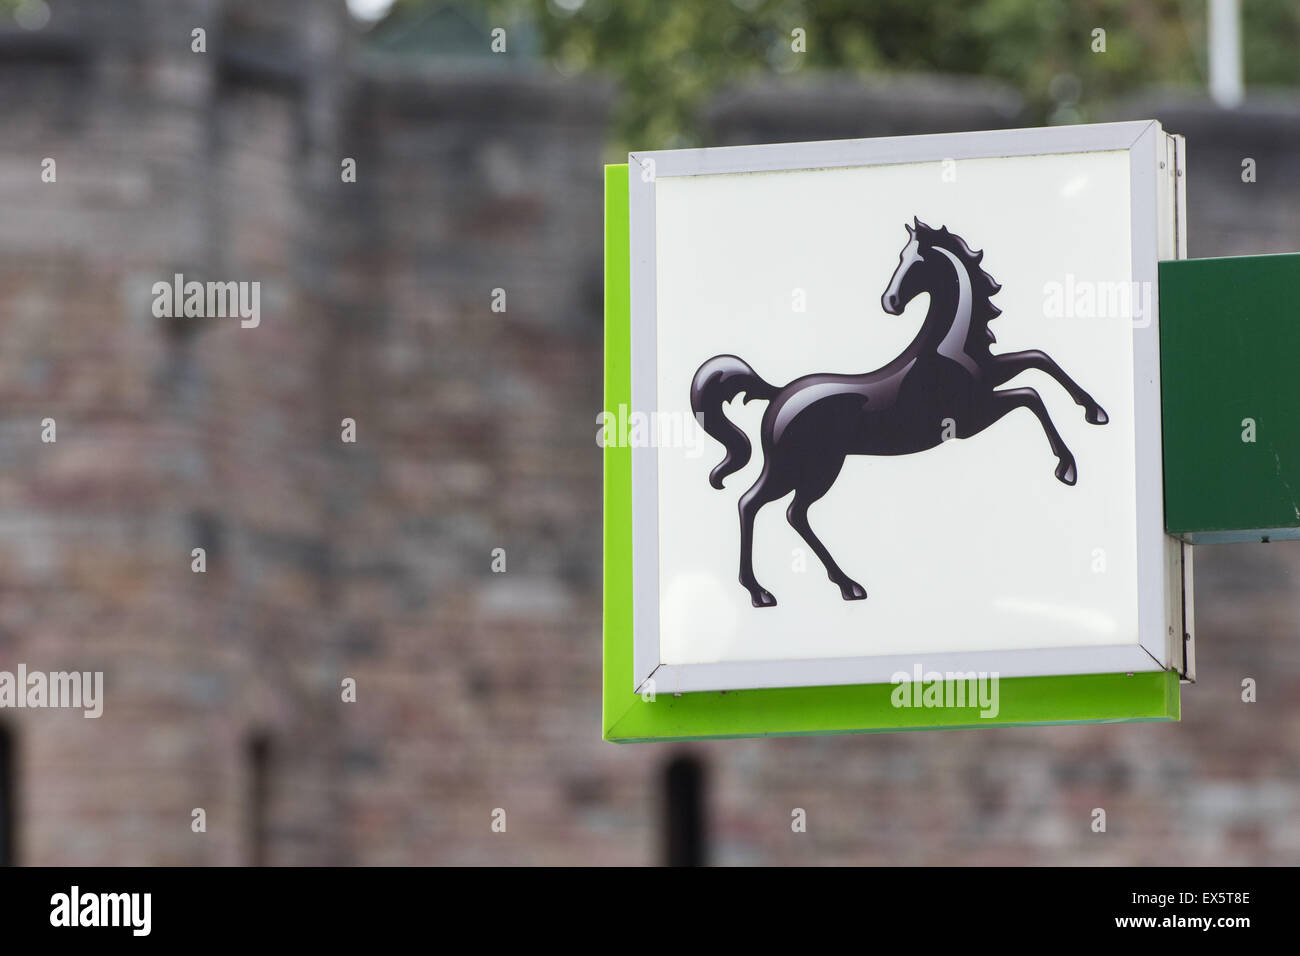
[978, 386, 1078, 485]
[988, 349, 1108, 425]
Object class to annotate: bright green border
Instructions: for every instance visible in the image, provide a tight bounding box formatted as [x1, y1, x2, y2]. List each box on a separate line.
[601, 163, 1179, 743]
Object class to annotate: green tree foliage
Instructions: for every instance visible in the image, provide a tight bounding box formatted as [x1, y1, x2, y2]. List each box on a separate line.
[484, 0, 1299, 148]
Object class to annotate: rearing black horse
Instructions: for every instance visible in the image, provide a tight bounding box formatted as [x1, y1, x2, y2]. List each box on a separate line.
[690, 218, 1108, 608]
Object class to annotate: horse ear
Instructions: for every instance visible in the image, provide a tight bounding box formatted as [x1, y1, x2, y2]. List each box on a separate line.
[905, 223, 914, 237]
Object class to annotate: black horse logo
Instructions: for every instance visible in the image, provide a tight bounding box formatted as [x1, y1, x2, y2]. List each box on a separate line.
[690, 218, 1108, 608]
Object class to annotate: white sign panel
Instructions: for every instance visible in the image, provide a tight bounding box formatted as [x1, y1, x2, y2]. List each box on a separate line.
[628, 122, 1190, 694]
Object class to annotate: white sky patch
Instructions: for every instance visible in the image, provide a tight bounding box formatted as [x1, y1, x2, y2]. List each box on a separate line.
[347, 0, 395, 22]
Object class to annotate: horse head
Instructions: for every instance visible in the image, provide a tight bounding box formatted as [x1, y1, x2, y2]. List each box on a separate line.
[881, 217, 939, 315]
[882, 218, 1002, 338]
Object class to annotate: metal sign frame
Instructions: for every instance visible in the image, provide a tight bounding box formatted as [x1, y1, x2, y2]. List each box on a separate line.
[604, 122, 1190, 741]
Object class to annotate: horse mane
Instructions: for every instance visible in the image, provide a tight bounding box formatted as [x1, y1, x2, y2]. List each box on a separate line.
[913, 218, 1001, 344]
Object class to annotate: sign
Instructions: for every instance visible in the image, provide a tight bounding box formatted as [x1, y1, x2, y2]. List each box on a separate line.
[604, 122, 1193, 741]
[1161, 253, 1300, 543]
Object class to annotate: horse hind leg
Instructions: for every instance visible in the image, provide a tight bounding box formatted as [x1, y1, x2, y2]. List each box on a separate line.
[786, 462, 866, 601]
[738, 472, 786, 607]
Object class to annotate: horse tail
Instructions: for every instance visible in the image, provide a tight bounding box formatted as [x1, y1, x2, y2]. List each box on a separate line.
[690, 354, 776, 489]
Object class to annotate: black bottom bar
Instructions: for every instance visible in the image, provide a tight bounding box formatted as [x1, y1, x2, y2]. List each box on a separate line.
[0, 865, 1272, 941]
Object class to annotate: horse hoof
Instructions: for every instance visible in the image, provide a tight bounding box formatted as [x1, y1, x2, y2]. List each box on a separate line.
[1056, 459, 1077, 485]
[1086, 406, 1108, 425]
[838, 579, 867, 601]
[749, 588, 777, 608]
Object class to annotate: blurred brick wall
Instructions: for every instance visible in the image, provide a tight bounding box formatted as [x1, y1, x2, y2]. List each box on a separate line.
[0, 0, 1297, 866]
[0, 0, 359, 864]
[0, 0, 619, 866]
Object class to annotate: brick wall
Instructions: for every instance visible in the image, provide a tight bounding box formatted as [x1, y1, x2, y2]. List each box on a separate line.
[0, 0, 1297, 865]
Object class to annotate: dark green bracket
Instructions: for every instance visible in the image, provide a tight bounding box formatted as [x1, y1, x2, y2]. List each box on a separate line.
[1162, 253, 1300, 543]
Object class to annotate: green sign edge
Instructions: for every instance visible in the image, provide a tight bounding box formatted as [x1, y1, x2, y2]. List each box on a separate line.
[1159, 254, 1300, 541]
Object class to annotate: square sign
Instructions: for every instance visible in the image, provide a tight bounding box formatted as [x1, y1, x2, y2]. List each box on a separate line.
[604, 122, 1191, 741]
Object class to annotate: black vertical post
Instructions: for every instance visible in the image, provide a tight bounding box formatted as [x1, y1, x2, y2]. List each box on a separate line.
[663, 753, 706, 867]
[0, 724, 13, 866]
[247, 733, 271, 867]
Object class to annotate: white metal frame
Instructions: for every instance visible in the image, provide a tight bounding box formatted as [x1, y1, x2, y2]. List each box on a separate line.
[628, 121, 1190, 695]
